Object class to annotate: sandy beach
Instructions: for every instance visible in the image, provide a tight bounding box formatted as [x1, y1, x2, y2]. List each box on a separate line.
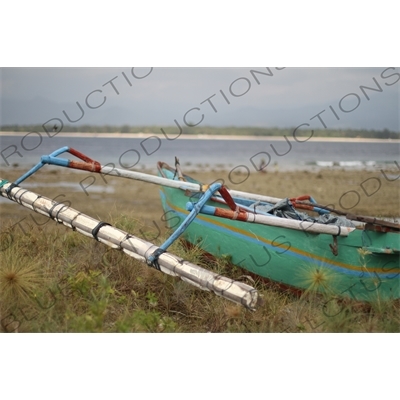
[1, 131, 399, 143]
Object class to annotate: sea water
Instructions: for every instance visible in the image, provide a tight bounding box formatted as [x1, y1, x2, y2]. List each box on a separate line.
[0, 134, 399, 173]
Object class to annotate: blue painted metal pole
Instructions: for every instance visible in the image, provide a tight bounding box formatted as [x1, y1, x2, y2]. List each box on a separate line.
[186, 203, 217, 216]
[40, 156, 70, 167]
[13, 147, 71, 185]
[14, 161, 46, 185]
[147, 182, 222, 267]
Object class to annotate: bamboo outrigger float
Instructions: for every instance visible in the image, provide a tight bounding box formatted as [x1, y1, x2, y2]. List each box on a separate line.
[1, 146, 399, 303]
[0, 148, 260, 310]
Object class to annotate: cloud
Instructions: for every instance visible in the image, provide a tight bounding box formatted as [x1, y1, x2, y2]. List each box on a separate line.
[1, 67, 398, 131]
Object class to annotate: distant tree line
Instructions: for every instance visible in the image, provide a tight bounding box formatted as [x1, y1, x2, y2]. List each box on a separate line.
[1, 125, 399, 139]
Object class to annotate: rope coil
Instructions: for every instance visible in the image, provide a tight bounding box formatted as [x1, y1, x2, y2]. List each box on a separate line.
[91, 221, 111, 241]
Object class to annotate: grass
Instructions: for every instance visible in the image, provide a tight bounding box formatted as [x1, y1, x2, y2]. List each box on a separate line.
[1, 166, 399, 332]
[1, 216, 399, 333]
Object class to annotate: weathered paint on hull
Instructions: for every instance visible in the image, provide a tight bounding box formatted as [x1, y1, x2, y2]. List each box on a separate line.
[159, 183, 400, 302]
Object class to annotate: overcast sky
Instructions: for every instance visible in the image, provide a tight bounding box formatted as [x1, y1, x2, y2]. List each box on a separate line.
[1, 67, 399, 131]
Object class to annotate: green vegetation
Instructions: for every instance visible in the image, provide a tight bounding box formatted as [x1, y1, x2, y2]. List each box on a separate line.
[1, 124, 399, 139]
[1, 217, 399, 333]
[1, 165, 399, 333]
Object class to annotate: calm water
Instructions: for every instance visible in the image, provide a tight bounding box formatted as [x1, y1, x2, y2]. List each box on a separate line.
[0, 134, 399, 173]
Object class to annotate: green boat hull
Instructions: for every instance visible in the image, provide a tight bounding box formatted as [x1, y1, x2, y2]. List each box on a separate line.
[158, 170, 400, 302]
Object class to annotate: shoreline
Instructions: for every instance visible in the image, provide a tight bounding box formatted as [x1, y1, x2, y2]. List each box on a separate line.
[1, 131, 399, 143]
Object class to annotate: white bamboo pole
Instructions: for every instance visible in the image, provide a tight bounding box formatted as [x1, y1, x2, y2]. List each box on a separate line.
[186, 203, 354, 237]
[242, 211, 355, 236]
[0, 181, 259, 310]
[99, 165, 283, 203]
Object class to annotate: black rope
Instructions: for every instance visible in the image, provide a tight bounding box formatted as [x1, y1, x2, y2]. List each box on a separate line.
[48, 201, 61, 219]
[13, 189, 30, 205]
[31, 195, 43, 209]
[120, 233, 132, 249]
[91, 221, 111, 241]
[147, 248, 166, 271]
[6, 183, 19, 199]
[68, 212, 83, 231]
[57, 205, 70, 220]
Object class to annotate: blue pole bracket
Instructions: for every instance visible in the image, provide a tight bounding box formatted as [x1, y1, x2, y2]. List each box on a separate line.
[13, 146, 71, 186]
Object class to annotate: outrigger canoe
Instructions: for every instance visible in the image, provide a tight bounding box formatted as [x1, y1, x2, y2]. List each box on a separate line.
[157, 160, 400, 302]
[1, 146, 398, 304]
